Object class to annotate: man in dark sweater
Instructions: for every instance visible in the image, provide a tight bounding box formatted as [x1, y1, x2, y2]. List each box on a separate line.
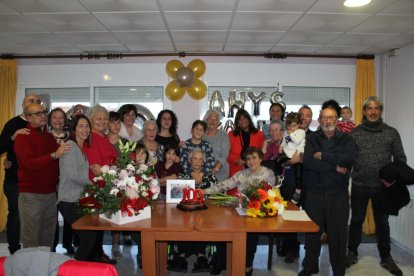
[14, 103, 71, 249]
[346, 96, 406, 276]
[299, 106, 354, 276]
[0, 94, 40, 254]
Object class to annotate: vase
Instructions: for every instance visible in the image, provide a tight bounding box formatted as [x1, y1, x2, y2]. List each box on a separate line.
[99, 206, 151, 225]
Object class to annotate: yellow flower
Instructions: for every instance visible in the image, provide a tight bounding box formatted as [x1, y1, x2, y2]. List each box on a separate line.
[267, 206, 278, 216]
[247, 208, 265, 218]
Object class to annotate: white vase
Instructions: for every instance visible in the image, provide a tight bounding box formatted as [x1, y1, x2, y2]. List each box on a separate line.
[99, 206, 151, 225]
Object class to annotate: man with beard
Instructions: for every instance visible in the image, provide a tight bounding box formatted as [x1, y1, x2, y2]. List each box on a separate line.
[346, 96, 406, 276]
[299, 104, 354, 276]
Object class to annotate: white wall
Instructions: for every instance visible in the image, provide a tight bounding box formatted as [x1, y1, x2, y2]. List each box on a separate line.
[17, 56, 356, 140]
[383, 43, 414, 167]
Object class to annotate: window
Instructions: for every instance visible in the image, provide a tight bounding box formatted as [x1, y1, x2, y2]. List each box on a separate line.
[25, 87, 90, 112]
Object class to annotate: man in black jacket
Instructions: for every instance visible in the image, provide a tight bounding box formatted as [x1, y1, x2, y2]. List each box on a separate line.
[0, 94, 40, 254]
[299, 105, 354, 276]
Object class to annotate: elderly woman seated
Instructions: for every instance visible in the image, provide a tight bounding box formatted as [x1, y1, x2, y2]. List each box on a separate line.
[204, 147, 276, 276]
[169, 148, 217, 273]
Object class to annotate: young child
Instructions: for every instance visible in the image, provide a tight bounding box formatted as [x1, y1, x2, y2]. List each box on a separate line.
[337, 106, 356, 133]
[278, 113, 306, 204]
[135, 143, 149, 164]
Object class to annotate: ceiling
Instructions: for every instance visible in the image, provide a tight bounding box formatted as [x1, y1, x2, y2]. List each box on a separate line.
[0, 0, 414, 57]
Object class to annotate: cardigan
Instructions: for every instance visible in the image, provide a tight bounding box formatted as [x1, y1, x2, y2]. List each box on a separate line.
[228, 130, 265, 177]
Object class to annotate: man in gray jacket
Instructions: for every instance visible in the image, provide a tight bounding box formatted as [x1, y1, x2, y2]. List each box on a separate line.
[346, 96, 406, 276]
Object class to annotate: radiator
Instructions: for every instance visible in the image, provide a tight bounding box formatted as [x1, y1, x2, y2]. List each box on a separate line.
[389, 186, 414, 255]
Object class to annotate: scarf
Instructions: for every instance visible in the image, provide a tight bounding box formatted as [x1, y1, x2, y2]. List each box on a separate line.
[361, 117, 384, 132]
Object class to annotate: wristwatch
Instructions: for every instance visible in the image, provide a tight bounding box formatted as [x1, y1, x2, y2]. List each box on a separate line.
[50, 152, 58, 160]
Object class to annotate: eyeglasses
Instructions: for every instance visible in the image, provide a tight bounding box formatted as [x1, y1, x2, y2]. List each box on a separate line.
[29, 110, 48, 117]
[320, 116, 338, 122]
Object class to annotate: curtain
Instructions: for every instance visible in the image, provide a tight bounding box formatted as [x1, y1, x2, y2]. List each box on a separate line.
[0, 60, 18, 231]
[354, 58, 376, 125]
[354, 57, 376, 235]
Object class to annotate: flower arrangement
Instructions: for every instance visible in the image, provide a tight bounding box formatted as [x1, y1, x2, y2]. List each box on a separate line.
[243, 180, 287, 218]
[78, 141, 160, 218]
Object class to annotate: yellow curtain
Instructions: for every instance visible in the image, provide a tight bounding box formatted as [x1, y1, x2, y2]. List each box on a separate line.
[0, 60, 18, 231]
[354, 57, 376, 235]
[354, 58, 376, 125]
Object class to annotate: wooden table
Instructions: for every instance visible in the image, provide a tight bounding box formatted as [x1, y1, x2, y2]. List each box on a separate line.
[73, 202, 318, 276]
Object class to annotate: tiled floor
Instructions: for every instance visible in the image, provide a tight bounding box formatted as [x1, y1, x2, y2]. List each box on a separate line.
[1, 242, 413, 276]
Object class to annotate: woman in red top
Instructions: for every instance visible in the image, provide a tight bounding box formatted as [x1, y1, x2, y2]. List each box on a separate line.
[84, 105, 118, 264]
[228, 109, 264, 177]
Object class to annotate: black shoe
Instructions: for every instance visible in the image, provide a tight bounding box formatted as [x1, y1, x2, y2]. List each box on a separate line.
[192, 256, 210, 273]
[298, 270, 311, 276]
[169, 256, 187, 273]
[380, 257, 403, 276]
[95, 253, 117, 265]
[345, 251, 358, 268]
[291, 192, 301, 205]
[137, 254, 142, 269]
[285, 251, 299, 263]
[64, 246, 76, 256]
[245, 267, 253, 276]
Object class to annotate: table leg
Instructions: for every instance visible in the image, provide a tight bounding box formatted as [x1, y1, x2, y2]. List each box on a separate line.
[157, 241, 168, 276]
[231, 232, 246, 276]
[141, 231, 156, 276]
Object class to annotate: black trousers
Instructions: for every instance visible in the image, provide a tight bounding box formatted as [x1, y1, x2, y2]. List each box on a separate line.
[348, 184, 391, 260]
[57, 201, 98, 261]
[4, 183, 21, 254]
[303, 191, 349, 276]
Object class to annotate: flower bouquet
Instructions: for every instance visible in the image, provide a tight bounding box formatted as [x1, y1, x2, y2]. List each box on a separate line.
[242, 180, 287, 218]
[78, 141, 160, 224]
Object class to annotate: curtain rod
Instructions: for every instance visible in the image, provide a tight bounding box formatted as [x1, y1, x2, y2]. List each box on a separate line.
[1, 52, 374, 60]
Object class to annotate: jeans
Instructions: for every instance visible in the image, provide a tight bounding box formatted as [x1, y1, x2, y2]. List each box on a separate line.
[4, 183, 21, 254]
[348, 184, 391, 260]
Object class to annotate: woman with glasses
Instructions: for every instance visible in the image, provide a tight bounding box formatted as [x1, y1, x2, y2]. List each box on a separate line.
[138, 120, 164, 165]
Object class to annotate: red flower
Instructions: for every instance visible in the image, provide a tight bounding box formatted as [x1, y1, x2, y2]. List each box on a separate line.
[135, 175, 141, 182]
[248, 200, 261, 210]
[257, 189, 268, 202]
[130, 152, 136, 161]
[116, 192, 123, 198]
[147, 188, 154, 199]
[94, 179, 106, 188]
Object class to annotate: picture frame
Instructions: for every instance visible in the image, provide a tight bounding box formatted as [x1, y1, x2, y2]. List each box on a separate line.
[166, 179, 196, 203]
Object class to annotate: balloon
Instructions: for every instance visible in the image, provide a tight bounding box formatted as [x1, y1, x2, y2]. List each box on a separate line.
[227, 91, 246, 117]
[247, 91, 267, 116]
[270, 91, 284, 104]
[165, 80, 186, 101]
[188, 59, 206, 78]
[39, 94, 51, 112]
[209, 90, 225, 116]
[222, 119, 235, 132]
[187, 79, 207, 100]
[175, 67, 195, 87]
[166, 60, 184, 78]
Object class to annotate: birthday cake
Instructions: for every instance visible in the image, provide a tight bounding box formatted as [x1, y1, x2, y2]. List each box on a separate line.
[177, 188, 207, 211]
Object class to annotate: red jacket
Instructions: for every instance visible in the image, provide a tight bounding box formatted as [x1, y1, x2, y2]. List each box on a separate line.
[228, 130, 265, 177]
[14, 125, 59, 194]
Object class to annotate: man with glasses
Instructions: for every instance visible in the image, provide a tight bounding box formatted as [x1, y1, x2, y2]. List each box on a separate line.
[14, 103, 71, 250]
[346, 96, 406, 276]
[299, 104, 354, 276]
[0, 94, 40, 254]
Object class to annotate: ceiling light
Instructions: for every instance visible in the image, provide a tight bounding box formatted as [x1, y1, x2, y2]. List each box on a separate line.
[343, 0, 371, 7]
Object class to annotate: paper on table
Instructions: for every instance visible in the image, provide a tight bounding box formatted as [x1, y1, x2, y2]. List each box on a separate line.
[282, 210, 311, 221]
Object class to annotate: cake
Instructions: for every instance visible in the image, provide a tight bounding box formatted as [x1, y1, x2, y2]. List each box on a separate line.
[177, 188, 207, 211]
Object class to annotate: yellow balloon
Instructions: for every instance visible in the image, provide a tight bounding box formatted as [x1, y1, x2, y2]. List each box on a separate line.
[165, 80, 186, 101]
[188, 59, 206, 78]
[187, 79, 207, 100]
[166, 60, 184, 78]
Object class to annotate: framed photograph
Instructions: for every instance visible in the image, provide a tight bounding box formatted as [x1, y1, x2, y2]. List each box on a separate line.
[166, 179, 195, 203]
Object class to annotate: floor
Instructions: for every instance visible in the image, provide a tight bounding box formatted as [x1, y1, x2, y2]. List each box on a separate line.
[1, 242, 413, 276]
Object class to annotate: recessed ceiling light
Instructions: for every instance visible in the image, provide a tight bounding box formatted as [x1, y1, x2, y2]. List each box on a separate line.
[129, 88, 137, 91]
[343, 0, 371, 7]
